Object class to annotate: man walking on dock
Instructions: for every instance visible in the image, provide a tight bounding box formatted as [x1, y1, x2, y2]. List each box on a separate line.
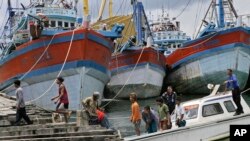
[130, 92, 141, 136]
[224, 69, 244, 116]
[51, 77, 71, 123]
[14, 80, 33, 125]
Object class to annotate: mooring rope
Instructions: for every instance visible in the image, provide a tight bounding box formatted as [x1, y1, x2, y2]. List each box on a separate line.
[0, 34, 57, 93]
[26, 29, 75, 104]
[102, 45, 146, 108]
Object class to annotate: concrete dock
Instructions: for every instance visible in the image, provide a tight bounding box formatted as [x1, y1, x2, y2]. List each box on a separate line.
[0, 93, 122, 141]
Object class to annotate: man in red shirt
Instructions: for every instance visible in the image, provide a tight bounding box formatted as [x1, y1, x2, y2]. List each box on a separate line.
[51, 77, 71, 123]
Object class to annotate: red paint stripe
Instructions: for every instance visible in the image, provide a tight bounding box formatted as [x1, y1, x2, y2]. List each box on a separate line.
[109, 47, 166, 70]
[0, 29, 112, 84]
[166, 30, 250, 68]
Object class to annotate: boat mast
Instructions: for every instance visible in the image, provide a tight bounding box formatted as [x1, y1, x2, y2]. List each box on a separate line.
[97, 0, 107, 21]
[131, 0, 152, 45]
[217, 0, 225, 28]
[7, 0, 14, 37]
[83, 0, 89, 17]
[195, 0, 238, 38]
[109, 0, 113, 18]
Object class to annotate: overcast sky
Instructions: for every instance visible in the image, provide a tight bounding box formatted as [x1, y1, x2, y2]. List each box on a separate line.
[0, 0, 250, 38]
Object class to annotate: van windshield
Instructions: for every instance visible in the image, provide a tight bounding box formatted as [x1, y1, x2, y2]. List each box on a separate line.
[184, 104, 199, 120]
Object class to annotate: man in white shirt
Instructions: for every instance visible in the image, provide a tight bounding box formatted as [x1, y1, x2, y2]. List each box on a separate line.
[14, 80, 33, 125]
[175, 97, 186, 127]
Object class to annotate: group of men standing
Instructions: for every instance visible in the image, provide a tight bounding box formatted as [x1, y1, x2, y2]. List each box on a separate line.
[129, 69, 244, 136]
[129, 86, 186, 136]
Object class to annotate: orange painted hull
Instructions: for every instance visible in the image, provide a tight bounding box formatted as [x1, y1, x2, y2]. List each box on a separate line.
[0, 28, 113, 89]
[107, 47, 166, 99]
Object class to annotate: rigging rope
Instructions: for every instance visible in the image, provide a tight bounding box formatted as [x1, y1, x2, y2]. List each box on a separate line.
[179, 32, 219, 49]
[0, 9, 9, 39]
[26, 29, 75, 104]
[20, 36, 56, 80]
[193, 0, 203, 38]
[0, 33, 57, 93]
[174, 0, 192, 19]
[0, 0, 3, 9]
[102, 45, 146, 108]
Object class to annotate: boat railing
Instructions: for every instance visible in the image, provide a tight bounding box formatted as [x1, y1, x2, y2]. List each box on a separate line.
[241, 88, 250, 95]
[240, 15, 250, 27]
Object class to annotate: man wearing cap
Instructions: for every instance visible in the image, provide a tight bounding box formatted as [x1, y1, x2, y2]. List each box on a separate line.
[82, 92, 100, 117]
[82, 92, 110, 128]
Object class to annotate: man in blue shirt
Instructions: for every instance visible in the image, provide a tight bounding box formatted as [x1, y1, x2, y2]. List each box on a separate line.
[224, 69, 243, 116]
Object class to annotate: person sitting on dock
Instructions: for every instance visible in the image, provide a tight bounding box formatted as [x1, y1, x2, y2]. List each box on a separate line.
[161, 86, 177, 115]
[224, 69, 244, 116]
[51, 77, 71, 123]
[142, 105, 158, 133]
[129, 92, 142, 136]
[13, 80, 33, 126]
[174, 97, 186, 127]
[156, 97, 171, 131]
[96, 109, 110, 129]
[82, 92, 100, 124]
[82, 92, 110, 128]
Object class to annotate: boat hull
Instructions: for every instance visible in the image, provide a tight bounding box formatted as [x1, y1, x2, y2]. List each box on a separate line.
[166, 27, 250, 95]
[125, 113, 250, 141]
[167, 45, 250, 94]
[0, 28, 113, 110]
[107, 63, 165, 99]
[6, 65, 109, 110]
[107, 47, 166, 99]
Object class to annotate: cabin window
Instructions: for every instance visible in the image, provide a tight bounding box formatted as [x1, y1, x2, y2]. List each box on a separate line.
[58, 21, 63, 27]
[184, 104, 199, 120]
[51, 21, 56, 27]
[202, 103, 224, 117]
[64, 22, 69, 28]
[224, 101, 236, 112]
[70, 23, 75, 27]
[36, 9, 42, 14]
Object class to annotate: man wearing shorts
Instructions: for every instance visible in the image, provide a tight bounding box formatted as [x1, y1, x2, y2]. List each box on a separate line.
[51, 77, 71, 123]
[129, 92, 141, 136]
[156, 97, 171, 130]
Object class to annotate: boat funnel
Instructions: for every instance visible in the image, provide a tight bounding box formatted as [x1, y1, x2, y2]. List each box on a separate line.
[82, 15, 91, 29]
[146, 36, 153, 47]
[236, 16, 242, 27]
[176, 21, 180, 30]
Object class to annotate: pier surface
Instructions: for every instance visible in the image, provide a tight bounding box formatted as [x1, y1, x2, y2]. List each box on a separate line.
[0, 93, 122, 141]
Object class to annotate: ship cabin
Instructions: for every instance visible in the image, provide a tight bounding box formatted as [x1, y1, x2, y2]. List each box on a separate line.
[11, 0, 77, 46]
[171, 85, 250, 129]
[150, 18, 190, 56]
